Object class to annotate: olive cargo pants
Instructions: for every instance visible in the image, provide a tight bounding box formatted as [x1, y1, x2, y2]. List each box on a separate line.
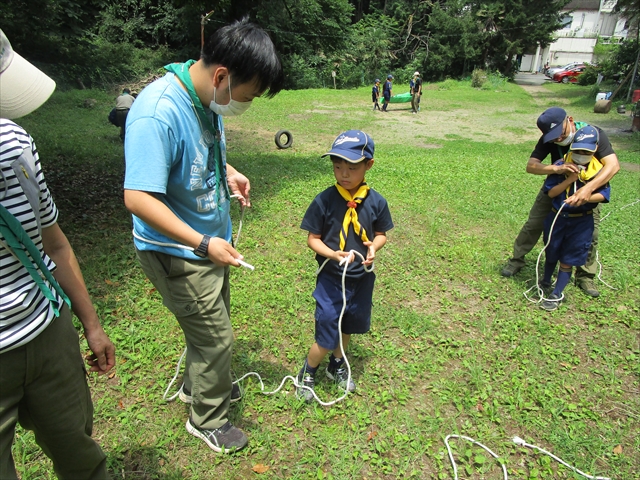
[0, 307, 109, 480]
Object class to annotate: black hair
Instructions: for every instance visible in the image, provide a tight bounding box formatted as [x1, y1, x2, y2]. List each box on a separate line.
[201, 17, 284, 98]
[123, 88, 131, 94]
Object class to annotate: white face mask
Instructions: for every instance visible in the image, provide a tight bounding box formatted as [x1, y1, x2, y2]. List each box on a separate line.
[209, 76, 252, 117]
[572, 153, 593, 165]
[554, 130, 574, 146]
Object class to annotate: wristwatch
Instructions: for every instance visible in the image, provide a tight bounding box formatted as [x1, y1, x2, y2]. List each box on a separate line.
[193, 234, 211, 258]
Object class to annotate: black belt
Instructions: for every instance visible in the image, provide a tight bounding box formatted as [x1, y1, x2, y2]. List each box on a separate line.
[552, 207, 592, 217]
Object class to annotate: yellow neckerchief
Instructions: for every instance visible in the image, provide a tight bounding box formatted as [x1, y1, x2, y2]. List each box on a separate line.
[335, 182, 370, 251]
[564, 152, 604, 196]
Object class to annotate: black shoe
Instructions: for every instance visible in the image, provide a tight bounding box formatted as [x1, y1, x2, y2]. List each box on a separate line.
[179, 383, 242, 404]
[540, 293, 563, 311]
[186, 419, 247, 453]
[326, 364, 356, 392]
[501, 261, 522, 277]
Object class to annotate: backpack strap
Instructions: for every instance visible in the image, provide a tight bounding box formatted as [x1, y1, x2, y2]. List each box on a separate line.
[10, 147, 42, 234]
[0, 203, 71, 317]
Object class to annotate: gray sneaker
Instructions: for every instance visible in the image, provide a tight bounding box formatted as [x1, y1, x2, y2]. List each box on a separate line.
[186, 419, 247, 453]
[326, 365, 356, 392]
[178, 383, 242, 404]
[296, 371, 315, 403]
[540, 293, 563, 311]
[501, 261, 522, 277]
[576, 278, 600, 297]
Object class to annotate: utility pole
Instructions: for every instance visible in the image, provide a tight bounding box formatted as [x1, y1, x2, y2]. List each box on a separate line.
[626, 46, 640, 103]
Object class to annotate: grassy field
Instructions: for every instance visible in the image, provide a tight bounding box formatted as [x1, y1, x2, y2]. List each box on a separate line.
[12, 78, 640, 479]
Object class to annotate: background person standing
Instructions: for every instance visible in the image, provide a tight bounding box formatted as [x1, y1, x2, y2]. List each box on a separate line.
[382, 75, 393, 112]
[411, 71, 422, 114]
[115, 88, 135, 141]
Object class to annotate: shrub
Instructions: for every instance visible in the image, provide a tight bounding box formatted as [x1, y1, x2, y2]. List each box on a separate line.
[471, 68, 487, 88]
[578, 65, 600, 86]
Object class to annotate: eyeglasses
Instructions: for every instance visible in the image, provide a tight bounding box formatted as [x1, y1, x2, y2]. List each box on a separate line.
[554, 118, 571, 142]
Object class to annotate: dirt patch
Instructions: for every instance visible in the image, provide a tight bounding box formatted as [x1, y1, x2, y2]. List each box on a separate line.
[620, 161, 640, 172]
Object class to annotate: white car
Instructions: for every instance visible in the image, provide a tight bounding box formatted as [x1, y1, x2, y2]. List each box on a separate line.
[546, 62, 583, 78]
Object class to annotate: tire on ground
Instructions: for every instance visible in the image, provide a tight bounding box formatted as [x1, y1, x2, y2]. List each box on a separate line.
[275, 130, 293, 149]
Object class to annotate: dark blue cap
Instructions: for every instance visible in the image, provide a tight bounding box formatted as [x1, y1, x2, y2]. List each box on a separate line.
[571, 125, 599, 152]
[537, 107, 567, 143]
[322, 130, 375, 163]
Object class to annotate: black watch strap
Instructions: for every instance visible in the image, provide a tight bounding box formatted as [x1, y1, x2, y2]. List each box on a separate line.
[193, 234, 211, 258]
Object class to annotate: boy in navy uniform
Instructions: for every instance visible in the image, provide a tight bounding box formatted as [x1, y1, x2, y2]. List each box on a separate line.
[382, 75, 393, 112]
[296, 130, 393, 402]
[539, 126, 611, 311]
[372, 79, 381, 110]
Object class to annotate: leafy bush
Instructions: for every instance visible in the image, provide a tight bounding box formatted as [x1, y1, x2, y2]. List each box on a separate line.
[471, 69, 488, 88]
[578, 65, 600, 86]
[481, 71, 509, 90]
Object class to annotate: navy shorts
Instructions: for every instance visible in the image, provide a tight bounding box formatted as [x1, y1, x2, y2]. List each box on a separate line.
[313, 271, 375, 350]
[543, 213, 593, 266]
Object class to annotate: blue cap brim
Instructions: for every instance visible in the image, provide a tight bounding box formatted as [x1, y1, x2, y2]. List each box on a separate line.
[570, 141, 597, 152]
[542, 123, 564, 143]
[322, 149, 366, 163]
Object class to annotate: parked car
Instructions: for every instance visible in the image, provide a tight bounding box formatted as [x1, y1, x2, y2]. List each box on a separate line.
[546, 62, 584, 78]
[553, 66, 587, 83]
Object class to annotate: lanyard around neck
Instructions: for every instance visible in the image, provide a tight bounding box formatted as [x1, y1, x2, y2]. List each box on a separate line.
[164, 61, 228, 203]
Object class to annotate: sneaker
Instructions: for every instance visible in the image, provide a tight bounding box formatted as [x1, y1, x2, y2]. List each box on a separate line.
[540, 293, 563, 311]
[501, 261, 522, 277]
[186, 419, 247, 453]
[296, 371, 315, 403]
[326, 365, 356, 392]
[576, 278, 600, 298]
[178, 383, 242, 404]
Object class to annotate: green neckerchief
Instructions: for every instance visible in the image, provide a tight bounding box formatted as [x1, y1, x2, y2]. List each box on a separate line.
[0, 204, 71, 316]
[164, 60, 229, 205]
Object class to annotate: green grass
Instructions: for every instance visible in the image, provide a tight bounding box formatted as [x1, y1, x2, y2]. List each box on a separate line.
[12, 80, 640, 479]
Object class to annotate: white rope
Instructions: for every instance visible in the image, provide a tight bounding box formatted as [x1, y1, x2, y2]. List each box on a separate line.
[163, 348, 186, 401]
[445, 434, 508, 480]
[235, 250, 373, 406]
[595, 198, 640, 290]
[163, 192, 371, 406]
[523, 203, 566, 304]
[512, 436, 611, 480]
[132, 193, 247, 252]
[444, 435, 611, 480]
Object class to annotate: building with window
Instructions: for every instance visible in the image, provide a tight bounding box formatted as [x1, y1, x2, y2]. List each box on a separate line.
[520, 0, 629, 72]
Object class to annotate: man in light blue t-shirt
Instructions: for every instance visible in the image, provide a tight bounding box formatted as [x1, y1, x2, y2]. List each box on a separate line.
[124, 18, 284, 454]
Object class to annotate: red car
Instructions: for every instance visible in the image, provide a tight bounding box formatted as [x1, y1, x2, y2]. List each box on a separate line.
[553, 65, 586, 83]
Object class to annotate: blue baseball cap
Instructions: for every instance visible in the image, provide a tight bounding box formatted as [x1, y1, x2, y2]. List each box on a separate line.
[571, 125, 599, 152]
[387, 74, 394, 80]
[537, 107, 567, 143]
[322, 130, 375, 163]
[374, 78, 380, 83]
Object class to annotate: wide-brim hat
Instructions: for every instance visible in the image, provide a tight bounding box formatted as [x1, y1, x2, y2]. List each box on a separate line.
[322, 130, 374, 163]
[0, 29, 56, 119]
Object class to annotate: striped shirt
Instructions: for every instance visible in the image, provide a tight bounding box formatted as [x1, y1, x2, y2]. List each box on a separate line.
[0, 119, 60, 354]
